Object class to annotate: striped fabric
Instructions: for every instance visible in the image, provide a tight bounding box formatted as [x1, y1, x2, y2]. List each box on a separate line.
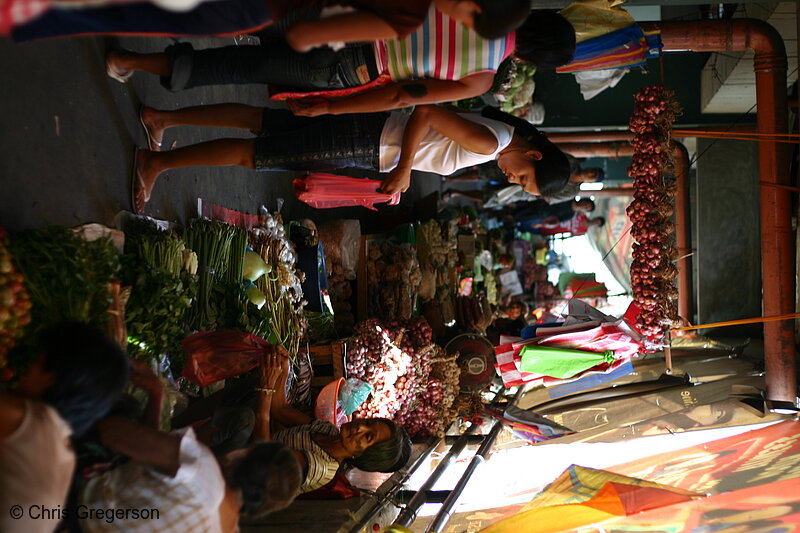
[375, 4, 515, 81]
[273, 419, 341, 494]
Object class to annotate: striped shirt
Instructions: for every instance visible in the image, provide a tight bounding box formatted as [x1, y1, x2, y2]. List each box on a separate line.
[273, 419, 340, 493]
[374, 4, 516, 81]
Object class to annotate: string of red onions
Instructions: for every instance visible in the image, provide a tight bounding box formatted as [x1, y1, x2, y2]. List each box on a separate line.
[626, 85, 682, 342]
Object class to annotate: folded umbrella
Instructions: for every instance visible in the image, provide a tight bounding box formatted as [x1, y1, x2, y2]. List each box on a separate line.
[520, 345, 616, 379]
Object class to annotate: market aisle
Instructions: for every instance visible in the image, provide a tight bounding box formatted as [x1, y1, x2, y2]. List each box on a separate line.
[0, 36, 441, 231]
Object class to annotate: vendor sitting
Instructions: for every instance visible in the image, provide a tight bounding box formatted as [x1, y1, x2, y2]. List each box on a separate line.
[261, 349, 412, 493]
[180, 346, 412, 494]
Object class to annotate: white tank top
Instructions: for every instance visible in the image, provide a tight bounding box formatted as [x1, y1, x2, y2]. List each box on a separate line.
[379, 111, 514, 175]
[0, 398, 75, 533]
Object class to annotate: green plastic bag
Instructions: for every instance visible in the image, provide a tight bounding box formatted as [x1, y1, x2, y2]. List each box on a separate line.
[519, 345, 615, 379]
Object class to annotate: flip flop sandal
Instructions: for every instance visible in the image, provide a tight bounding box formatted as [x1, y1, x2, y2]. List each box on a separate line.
[106, 55, 133, 83]
[139, 107, 162, 152]
[131, 150, 150, 215]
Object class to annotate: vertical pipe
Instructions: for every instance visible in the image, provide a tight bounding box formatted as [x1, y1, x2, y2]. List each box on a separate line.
[640, 19, 795, 403]
[672, 141, 693, 321]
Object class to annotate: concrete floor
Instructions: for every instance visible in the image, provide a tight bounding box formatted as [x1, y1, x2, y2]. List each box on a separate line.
[0, 35, 441, 232]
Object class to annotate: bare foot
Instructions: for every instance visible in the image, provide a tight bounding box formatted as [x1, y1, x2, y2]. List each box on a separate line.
[133, 149, 161, 213]
[140, 107, 165, 151]
[106, 51, 132, 83]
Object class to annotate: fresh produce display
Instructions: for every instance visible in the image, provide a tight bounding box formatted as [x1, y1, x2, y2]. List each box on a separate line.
[454, 294, 493, 333]
[625, 85, 682, 339]
[122, 220, 198, 366]
[251, 211, 307, 360]
[455, 57, 537, 118]
[347, 317, 460, 437]
[0, 228, 32, 381]
[492, 57, 537, 117]
[326, 262, 355, 335]
[9, 226, 119, 336]
[183, 219, 239, 331]
[317, 220, 359, 334]
[367, 241, 422, 321]
[4, 226, 119, 382]
[417, 220, 459, 326]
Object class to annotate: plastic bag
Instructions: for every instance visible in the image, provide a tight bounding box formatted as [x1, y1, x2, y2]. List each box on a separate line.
[181, 330, 272, 387]
[559, 0, 635, 43]
[293, 173, 401, 211]
[318, 220, 361, 278]
[339, 378, 372, 415]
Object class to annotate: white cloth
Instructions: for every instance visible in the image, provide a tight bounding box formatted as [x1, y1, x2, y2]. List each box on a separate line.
[0, 399, 75, 533]
[80, 428, 225, 533]
[379, 112, 514, 175]
[574, 69, 630, 100]
[484, 185, 535, 209]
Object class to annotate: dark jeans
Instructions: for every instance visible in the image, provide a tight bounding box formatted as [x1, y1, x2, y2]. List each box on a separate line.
[163, 40, 378, 92]
[253, 109, 387, 171]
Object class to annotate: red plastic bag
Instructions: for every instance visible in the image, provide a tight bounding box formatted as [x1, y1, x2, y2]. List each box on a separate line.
[181, 330, 272, 387]
[293, 173, 401, 211]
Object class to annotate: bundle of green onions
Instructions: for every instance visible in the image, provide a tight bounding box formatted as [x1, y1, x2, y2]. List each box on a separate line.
[183, 219, 238, 331]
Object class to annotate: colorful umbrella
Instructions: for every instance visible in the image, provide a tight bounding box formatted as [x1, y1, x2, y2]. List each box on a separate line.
[479, 465, 702, 533]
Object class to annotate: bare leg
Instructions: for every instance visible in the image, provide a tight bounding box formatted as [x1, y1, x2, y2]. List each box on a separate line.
[107, 50, 171, 79]
[134, 139, 256, 209]
[141, 104, 264, 148]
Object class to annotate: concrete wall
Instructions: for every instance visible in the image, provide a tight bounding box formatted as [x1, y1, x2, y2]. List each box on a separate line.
[695, 139, 763, 337]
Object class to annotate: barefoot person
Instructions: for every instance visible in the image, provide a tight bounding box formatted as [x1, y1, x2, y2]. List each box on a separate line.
[132, 104, 571, 213]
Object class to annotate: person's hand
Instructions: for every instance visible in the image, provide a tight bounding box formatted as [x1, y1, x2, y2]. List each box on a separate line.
[380, 167, 412, 196]
[260, 346, 288, 390]
[287, 98, 331, 117]
[129, 359, 163, 396]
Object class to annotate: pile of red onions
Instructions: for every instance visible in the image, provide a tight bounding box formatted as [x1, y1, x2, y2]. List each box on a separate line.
[626, 85, 682, 339]
[347, 317, 459, 436]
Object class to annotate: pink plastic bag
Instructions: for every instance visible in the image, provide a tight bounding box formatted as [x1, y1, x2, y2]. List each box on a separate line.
[181, 330, 272, 387]
[293, 173, 401, 211]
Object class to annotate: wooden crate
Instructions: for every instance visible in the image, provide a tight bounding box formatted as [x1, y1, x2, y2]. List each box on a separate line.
[302, 341, 346, 388]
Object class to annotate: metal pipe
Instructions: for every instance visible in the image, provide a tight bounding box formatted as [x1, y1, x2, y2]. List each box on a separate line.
[424, 422, 504, 533]
[556, 141, 634, 159]
[391, 387, 510, 528]
[672, 141, 693, 321]
[392, 424, 481, 527]
[548, 131, 633, 143]
[641, 19, 795, 403]
[585, 187, 634, 198]
[344, 437, 439, 533]
[546, 126, 755, 144]
[424, 388, 524, 533]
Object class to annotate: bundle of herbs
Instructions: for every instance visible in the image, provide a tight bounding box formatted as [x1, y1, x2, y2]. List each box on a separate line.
[9, 226, 119, 336]
[183, 219, 237, 331]
[121, 219, 197, 370]
[212, 227, 272, 339]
